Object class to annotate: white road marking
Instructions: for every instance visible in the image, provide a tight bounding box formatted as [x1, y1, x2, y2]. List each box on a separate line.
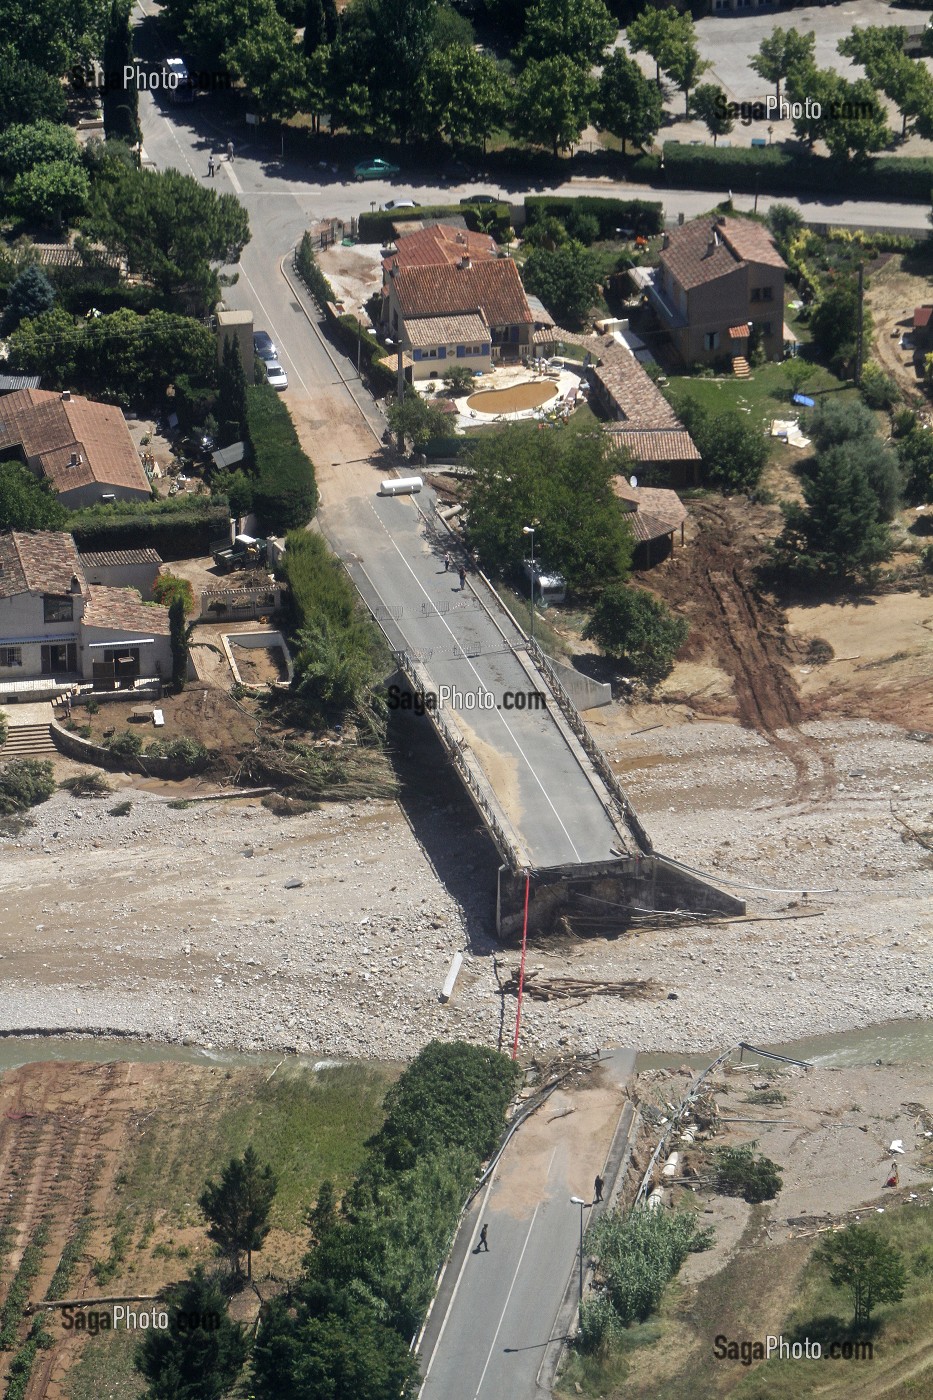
[223, 158, 243, 195]
[472, 1203, 541, 1400]
[367, 500, 583, 861]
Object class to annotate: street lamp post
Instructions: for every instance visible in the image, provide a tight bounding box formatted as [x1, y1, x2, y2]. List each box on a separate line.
[570, 1196, 591, 1306]
[522, 525, 535, 645]
[385, 338, 406, 451]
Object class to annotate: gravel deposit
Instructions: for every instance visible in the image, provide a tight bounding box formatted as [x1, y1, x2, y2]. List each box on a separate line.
[0, 716, 930, 1059]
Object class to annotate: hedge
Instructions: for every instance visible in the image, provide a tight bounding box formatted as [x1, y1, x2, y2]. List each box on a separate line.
[280, 529, 357, 631]
[330, 311, 395, 391]
[525, 196, 664, 238]
[295, 231, 336, 309]
[244, 381, 318, 532]
[357, 201, 510, 245]
[69, 497, 231, 558]
[660, 142, 933, 205]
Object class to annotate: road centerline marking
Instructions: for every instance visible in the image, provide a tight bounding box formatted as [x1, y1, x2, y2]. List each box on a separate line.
[472, 1203, 541, 1400]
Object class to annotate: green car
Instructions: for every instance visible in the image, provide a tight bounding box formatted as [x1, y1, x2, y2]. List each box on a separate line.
[354, 157, 401, 181]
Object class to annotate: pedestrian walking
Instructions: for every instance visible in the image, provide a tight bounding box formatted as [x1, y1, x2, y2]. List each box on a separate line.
[443, 552, 450, 572]
[207, 155, 214, 178]
[594, 1174, 604, 1204]
[458, 565, 466, 591]
[227, 140, 234, 163]
[478, 1223, 489, 1252]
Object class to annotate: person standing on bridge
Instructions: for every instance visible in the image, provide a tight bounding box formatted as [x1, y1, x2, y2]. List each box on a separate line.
[227, 140, 234, 162]
[458, 565, 466, 591]
[207, 154, 215, 178]
[443, 552, 450, 572]
[594, 1174, 604, 1203]
[478, 1223, 489, 1252]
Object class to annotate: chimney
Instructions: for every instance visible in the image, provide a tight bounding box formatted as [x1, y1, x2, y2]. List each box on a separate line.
[61, 390, 71, 402]
[661, 232, 669, 250]
[460, 254, 471, 270]
[70, 573, 82, 594]
[705, 229, 719, 258]
[68, 451, 82, 468]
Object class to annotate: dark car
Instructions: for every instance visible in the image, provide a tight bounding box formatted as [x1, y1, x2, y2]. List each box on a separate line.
[459, 193, 498, 205]
[253, 330, 277, 361]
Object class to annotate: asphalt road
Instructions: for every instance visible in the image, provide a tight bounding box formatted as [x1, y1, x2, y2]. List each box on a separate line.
[418, 1049, 636, 1400]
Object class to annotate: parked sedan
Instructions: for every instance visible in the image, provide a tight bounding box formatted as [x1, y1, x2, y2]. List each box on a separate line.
[459, 193, 497, 205]
[253, 330, 277, 361]
[354, 156, 401, 181]
[384, 199, 420, 210]
[265, 360, 288, 390]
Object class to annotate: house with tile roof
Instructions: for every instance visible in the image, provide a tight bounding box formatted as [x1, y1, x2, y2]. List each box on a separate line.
[0, 388, 151, 508]
[643, 215, 788, 368]
[382, 237, 535, 381]
[0, 531, 170, 697]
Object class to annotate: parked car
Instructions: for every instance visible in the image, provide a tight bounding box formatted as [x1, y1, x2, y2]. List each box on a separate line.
[265, 360, 288, 390]
[253, 330, 277, 361]
[354, 157, 401, 181]
[459, 193, 497, 205]
[384, 199, 420, 210]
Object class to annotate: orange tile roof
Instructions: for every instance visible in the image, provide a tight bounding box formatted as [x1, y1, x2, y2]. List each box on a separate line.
[607, 428, 702, 464]
[728, 323, 750, 339]
[384, 224, 499, 273]
[0, 388, 150, 498]
[392, 258, 533, 327]
[659, 216, 787, 292]
[82, 586, 171, 634]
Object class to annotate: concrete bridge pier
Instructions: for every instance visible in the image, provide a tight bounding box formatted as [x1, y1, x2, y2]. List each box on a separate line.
[496, 856, 745, 941]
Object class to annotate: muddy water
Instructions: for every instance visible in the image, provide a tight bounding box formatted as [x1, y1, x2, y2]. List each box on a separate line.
[0, 1036, 346, 1073]
[637, 1019, 933, 1073]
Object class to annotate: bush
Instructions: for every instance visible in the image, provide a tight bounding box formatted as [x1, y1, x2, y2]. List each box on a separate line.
[0, 759, 55, 815]
[109, 800, 133, 816]
[714, 1145, 783, 1203]
[152, 572, 195, 614]
[245, 382, 318, 532]
[59, 773, 112, 798]
[145, 736, 209, 770]
[105, 730, 143, 761]
[860, 363, 899, 411]
[357, 202, 511, 245]
[584, 586, 689, 685]
[676, 398, 768, 493]
[660, 142, 933, 204]
[580, 1207, 713, 1346]
[332, 312, 394, 391]
[295, 231, 336, 308]
[70, 497, 231, 559]
[525, 196, 663, 239]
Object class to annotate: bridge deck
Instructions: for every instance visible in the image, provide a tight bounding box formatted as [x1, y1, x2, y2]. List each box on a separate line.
[322, 487, 632, 871]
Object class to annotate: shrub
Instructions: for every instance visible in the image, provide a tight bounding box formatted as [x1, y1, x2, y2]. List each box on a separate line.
[70, 497, 231, 559]
[660, 142, 933, 204]
[676, 398, 768, 493]
[109, 800, 133, 816]
[145, 736, 209, 770]
[59, 773, 112, 798]
[357, 202, 511, 245]
[860, 362, 899, 411]
[714, 1145, 783, 1203]
[152, 572, 195, 614]
[105, 730, 143, 761]
[525, 196, 663, 239]
[0, 759, 55, 815]
[245, 382, 318, 532]
[295, 231, 335, 308]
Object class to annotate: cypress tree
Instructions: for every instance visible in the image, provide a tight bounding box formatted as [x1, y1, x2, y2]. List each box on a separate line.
[102, 0, 140, 145]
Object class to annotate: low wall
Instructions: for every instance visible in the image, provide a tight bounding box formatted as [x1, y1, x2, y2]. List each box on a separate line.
[548, 659, 611, 711]
[51, 719, 205, 780]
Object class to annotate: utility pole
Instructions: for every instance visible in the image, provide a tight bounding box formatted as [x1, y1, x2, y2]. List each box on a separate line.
[396, 341, 405, 452]
[855, 262, 864, 387]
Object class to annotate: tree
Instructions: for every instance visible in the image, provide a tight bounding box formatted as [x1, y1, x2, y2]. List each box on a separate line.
[766, 202, 804, 255]
[6, 306, 82, 386]
[583, 585, 688, 685]
[0, 120, 81, 178]
[213, 468, 255, 516]
[326, 0, 434, 140]
[814, 1226, 906, 1331]
[663, 29, 711, 116]
[626, 6, 684, 88]
[85, 163, 250, 313]
[785, 62, 839, 148]
[511, 55, 594, 157]
[0, 50, 67, 127]
[169, 596, 195, 690]
[2, 265, 56, 333]
[9, 162, 91, 228]
[689, 83, 733, 146]
[386, 388, 450, 451]
[3, 0, 108, 79]
[516, 0, 615, 68]
[226, 6, 307, 119]
[749, 26, 815, 107]
[897, 428, 933, 505]
[773, 450, 892, 586]
[293, 612, 377, 713]
[217, 335, 247, 447]
[302, 0, 333, 56]
[420, 45, 509, 152]
[809, 281, 867, 375]
[859, 361, 899, 411]
[714, 1145, 782, 1203]
[0, 462, 68, 532]
[676, 399, 768, 494]
[442, 365, 475, 396]
[782, 356, 812, 400]
[823, 78, 891, 163]
[465, 422, 633, 590]
[594, 50, 663, 154]
[199, 1146, 277, 1279]
[522, 241, 598, 326]
[135, 1267, 249, 1400]
[102, 0, 140, 144]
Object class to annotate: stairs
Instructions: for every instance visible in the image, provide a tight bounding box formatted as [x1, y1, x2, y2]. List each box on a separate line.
[732, 355, 751, 378]
[1, 723, 57, 757]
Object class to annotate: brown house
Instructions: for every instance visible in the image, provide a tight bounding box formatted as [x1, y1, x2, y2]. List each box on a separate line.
[0, 388, 151, 508]
[646, 216, 788, 368]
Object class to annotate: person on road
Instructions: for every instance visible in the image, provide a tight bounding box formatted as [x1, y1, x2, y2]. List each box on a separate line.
[443, 552, 450, 572]
[594, 1175, 604, 1203]
[227, 140, 234, 162]
[458, 565, 466, 591]
[478, 1223, 489, 1252]
[207, 155, 215, 178]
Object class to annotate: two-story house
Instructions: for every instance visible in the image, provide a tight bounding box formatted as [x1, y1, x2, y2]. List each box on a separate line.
[0, 387, 151, 508]
[0, 531, 171, 700]
[382, 241, 535, 380]
[645, 215, 788, 368]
